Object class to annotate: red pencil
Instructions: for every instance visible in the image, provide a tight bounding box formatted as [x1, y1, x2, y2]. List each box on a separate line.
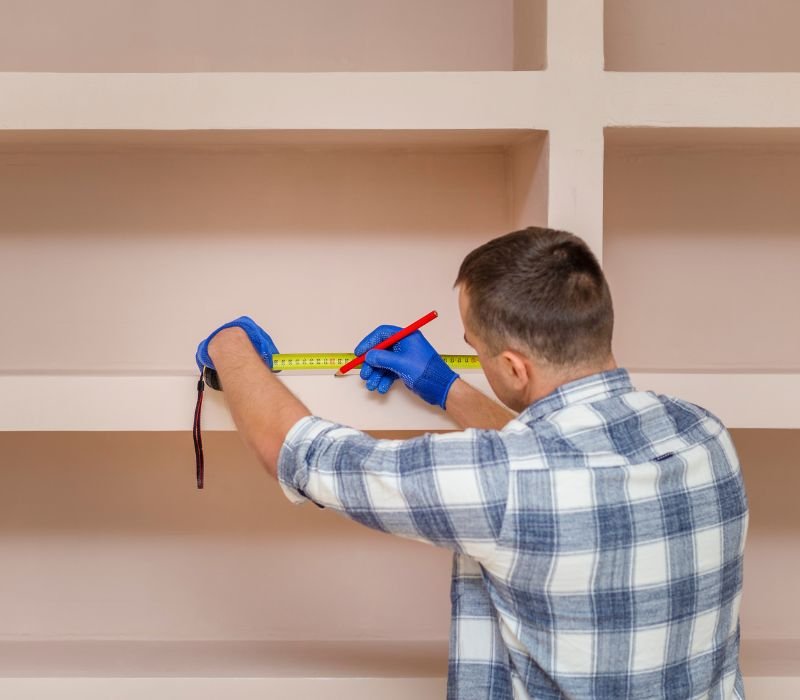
[335, 310, 439, 376]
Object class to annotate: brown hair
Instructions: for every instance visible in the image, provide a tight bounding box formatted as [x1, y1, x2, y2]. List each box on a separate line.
[455, 227, 614, 367]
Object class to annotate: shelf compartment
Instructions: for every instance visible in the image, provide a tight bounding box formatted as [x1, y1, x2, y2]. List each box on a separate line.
[735, 428, 800, 698]
[734, 430, 800, 645]
[605, 0, 800, 72]
[0, 128, 546, 430]
[604, 128, 800, 377]
[0, 0, 545, 73]
[0, 431, 453, 641]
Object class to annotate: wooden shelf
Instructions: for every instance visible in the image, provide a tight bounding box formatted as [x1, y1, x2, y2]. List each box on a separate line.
[2, 372, 796, 431]
[631, 373, 800, 430]
[0, 372, 491, 431]
[5, 72, 800, 132]
[0, 73, 551, 131]
[0, 639, 796, 699]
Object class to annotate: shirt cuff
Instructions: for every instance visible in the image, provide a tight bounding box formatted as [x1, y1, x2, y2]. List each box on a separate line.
[277, 414, 328, 506]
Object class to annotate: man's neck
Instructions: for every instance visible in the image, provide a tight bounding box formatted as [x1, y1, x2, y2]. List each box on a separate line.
[524, 355, 618, 406]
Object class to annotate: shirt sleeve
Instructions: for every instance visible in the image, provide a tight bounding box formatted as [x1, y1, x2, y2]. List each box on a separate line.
[277, 415, 509, 558]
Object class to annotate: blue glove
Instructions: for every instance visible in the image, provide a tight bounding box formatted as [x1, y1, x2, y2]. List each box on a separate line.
[196, 316, 279, 371]
[355, 325, 458, 409]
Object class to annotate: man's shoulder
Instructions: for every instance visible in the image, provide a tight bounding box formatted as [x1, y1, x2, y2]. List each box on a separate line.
[500, 384, 730, 468]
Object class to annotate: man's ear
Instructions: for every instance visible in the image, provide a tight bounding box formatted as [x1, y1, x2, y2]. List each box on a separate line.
[499, 350, 530, 389]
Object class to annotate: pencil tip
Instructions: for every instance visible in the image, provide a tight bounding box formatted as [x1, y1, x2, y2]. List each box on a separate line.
[334, 370, 344, 377]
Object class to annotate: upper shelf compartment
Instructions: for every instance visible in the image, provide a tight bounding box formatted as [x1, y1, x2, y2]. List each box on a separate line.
[0, 0, 546, 73]
[0, 128, 546, 430]
[604, 128, 800, 374]
[605, 0, 800, 72]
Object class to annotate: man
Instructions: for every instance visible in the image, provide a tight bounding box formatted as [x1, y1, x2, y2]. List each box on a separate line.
[197, 227, 748, 699]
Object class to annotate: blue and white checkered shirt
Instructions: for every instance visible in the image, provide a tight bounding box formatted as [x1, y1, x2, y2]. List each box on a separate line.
[278, 368, 748, 699]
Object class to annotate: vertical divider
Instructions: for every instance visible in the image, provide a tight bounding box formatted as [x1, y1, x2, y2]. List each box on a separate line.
[544, 0, 606, 258]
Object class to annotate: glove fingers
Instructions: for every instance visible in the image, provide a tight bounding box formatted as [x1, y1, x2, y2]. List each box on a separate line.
[377, 373, 396, 394]
[365, 349, 414, 380]
[354, 325, 402, 357]
[231, 317, 279, 362]
[198, 317, 278, 371]
[360, 363, 374, 381]
[366, 368, 390, 392]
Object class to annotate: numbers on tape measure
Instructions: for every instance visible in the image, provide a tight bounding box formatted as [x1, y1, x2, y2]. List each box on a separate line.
[271, 353, 480, 370]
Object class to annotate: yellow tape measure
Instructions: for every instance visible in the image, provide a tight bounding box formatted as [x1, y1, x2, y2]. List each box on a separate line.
[270, 353, 481, 371]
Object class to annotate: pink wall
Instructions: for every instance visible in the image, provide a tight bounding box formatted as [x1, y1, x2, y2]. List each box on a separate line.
[734, 429, 800, 640]
[0, 431, 451, 641]
[0, 131, 547, 374]
[604, 136, 800, 371]
[605, 0, 800, 72]
[0, 0, 546, 72]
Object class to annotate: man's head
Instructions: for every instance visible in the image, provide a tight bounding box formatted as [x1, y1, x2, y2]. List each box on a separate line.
[455, 227, 615, 411]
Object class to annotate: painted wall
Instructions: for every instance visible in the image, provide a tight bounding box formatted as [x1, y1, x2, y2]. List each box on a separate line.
[605, 139, 800, 371]
[605, 0, 800, 71]
[0, 0, 546, 72]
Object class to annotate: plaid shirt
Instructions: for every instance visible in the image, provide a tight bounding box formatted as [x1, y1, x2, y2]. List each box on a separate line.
[278, 368, 748, 699]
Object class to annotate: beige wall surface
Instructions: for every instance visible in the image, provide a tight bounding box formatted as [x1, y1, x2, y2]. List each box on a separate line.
[0, 0, 546, 72]
[605, 0, 800, 72]
[0, 431, 451, 641]
[0, 134, 546, 374]
[735, 429, 800, 640]
[604, 140, 800, 371]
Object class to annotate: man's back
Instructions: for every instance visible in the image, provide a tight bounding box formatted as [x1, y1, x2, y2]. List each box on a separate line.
[459, 368, 748, 699]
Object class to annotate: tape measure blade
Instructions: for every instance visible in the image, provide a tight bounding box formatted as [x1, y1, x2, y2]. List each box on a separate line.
[272, 353, 353, 371]
[271, 353, 480, 371]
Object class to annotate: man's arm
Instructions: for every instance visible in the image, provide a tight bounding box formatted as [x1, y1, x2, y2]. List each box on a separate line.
[208, 327, 311, 479]
[445, 377, 516, 431]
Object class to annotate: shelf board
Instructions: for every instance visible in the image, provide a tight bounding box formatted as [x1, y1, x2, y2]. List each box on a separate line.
[1, 371, 796, 431]
[630, 372, 800, 430]
[604, 73, 800, 129]
[3, 72, 800, 134]
[0, 639, 796, 700]
[0, 372, 491, 431]
[0, 72, 548, 131]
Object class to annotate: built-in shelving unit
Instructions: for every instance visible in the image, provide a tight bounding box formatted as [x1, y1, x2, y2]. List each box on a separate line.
[1, 1, 798, 697]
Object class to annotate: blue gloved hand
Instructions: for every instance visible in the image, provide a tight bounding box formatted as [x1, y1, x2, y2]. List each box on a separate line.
[355, 325, 458, 409]
[196, 316, 279, 371]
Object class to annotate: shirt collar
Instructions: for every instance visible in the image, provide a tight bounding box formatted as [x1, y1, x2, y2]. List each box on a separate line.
[516, 367, 634, 424]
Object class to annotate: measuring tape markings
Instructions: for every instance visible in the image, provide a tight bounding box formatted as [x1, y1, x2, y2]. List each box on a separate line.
[270, 353, 482, 371]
